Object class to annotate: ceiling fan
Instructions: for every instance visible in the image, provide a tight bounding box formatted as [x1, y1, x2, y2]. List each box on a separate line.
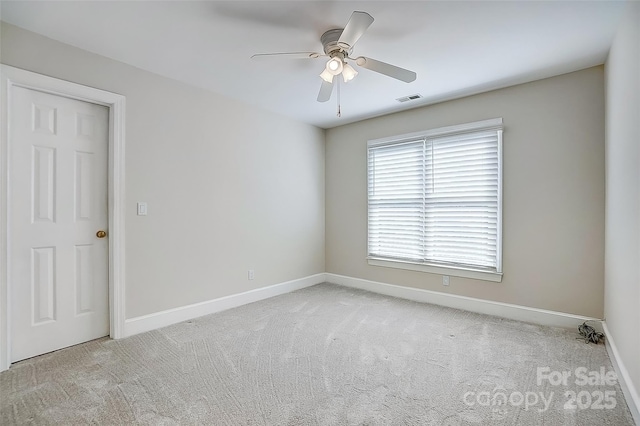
[251, 11, 417, 103]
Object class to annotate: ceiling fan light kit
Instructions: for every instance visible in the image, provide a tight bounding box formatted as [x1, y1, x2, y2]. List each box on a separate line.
[321, 51, 359, 84]
[252, 11, 417, 111]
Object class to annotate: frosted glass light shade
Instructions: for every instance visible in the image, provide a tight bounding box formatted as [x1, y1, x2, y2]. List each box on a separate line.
[326, 57, 344, 75]
[342, 63, 358, 82]
[320, 69, 334, 83]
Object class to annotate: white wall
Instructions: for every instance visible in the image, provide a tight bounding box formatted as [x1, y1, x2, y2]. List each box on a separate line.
[604, 0, 640, 410]
[1, 22, 325, 318]
[326, 67, 606, 318]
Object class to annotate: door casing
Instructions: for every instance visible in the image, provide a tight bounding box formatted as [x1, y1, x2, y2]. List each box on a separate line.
[0, 65, 126, 371]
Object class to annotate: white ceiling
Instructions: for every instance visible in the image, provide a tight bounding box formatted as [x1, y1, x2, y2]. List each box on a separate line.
[0, 1, 626, 129]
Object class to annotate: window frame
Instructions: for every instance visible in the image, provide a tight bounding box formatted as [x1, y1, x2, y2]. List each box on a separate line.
[366, 118, 503, 282]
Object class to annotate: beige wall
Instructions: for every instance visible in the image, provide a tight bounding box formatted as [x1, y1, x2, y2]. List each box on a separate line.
[326, 67, 605, 318]
[604, 1, 640, 409]
[1, 23, 325, 318]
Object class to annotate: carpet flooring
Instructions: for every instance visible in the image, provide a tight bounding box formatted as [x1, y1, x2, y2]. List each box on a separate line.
[0, 283, 634, 425]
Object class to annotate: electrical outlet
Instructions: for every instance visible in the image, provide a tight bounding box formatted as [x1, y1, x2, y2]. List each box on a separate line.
[443, 275, 450, 286]
[248, 269, 254, 280]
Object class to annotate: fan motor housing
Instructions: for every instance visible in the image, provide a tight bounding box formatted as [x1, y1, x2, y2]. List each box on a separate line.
[321, 28, 351, 55]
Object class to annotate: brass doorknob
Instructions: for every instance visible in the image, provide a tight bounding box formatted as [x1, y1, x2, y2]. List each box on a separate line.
[96, 230, 107, 238]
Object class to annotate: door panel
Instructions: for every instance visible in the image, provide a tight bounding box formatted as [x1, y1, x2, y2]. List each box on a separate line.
[10, 86, 109, 362]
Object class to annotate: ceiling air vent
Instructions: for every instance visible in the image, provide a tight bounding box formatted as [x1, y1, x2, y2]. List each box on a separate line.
[396, 94, 423, 103]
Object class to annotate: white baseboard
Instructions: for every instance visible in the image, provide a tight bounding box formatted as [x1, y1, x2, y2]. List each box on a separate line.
[326, 273, 601, 330]
[603, 322, 640, 425]
[124, 271, 603, 339]
[124, 273, 326, 337]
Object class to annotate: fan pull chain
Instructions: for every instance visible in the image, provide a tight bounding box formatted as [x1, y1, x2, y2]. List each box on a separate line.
[336, 78, 341, 117]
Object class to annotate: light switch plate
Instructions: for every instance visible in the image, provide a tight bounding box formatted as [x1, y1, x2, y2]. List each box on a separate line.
[137, 202, 147, 216]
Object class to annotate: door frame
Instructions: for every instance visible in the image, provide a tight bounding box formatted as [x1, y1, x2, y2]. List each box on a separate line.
[0, 65, 126, 371]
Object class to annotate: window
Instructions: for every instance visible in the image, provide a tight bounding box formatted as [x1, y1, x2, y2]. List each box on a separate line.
[367, 118, 503, 282]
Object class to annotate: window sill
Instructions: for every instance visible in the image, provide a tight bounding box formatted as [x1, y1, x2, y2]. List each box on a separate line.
[367, 257, 503, 283]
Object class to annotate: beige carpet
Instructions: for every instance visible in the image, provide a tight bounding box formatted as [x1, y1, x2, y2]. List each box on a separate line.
[0, 283, 634, 425]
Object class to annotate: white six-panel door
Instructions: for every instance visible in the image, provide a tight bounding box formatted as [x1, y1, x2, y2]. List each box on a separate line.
[10, 86, 109, 362]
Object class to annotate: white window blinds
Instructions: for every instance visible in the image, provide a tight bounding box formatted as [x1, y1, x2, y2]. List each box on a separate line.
[367, 119, 502, 273]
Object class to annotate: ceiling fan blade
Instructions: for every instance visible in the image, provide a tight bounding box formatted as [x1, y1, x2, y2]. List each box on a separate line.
[338, 11, 374, 49]
[354, 57, 417, 83]
[251, 52, 322, 60]
[317, 80, 334, 102]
